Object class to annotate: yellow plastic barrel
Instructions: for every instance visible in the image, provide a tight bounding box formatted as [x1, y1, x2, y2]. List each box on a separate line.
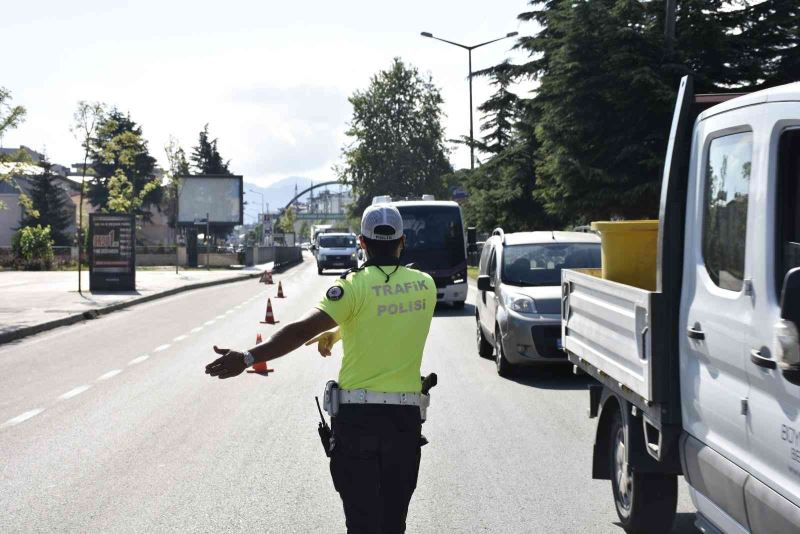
[591, 220, 659, 291]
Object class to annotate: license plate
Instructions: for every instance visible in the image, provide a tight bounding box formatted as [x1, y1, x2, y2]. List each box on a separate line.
[333, 263, 344, 267]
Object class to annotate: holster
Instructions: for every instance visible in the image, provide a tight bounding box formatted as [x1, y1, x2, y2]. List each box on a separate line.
[322, 380, 340, 417]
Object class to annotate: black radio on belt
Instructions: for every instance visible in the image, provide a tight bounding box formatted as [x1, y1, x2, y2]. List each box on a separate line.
[315, 396, 332, 457]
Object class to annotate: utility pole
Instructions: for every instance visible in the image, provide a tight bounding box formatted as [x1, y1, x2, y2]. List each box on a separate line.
[206, 213, 210, 271]
[665, 0, 677, 54]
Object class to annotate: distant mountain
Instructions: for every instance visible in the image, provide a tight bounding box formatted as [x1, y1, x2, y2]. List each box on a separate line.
[243, 176, 348, 223]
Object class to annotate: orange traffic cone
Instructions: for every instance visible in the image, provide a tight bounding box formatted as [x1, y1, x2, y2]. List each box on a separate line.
[250, 332, 274, 374]
[276, 281, 285, 298]
[265, 271, 274, 284]
[260, 298, 279, 324]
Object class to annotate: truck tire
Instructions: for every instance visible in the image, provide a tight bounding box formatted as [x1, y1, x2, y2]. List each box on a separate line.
[609, 410, 677, 534]
[494, 326, 515, 378]
[476, 317, 493, 358]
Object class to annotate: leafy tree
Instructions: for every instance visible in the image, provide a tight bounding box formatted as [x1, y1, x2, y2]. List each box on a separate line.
[299, 220, 310, 241]
[0, 88, 29, 211]
[12, 224, 54, 270]
[87, 108, 161, 216]
[338, 58, 452, 214]
[277, 206, 296, 234]
[164, 136, 191, 229]
[20, 161, 72, 245]
[191, 124, 230, 175]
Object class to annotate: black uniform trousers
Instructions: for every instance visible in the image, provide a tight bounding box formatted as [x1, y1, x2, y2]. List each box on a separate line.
[329, 403, 422, 534]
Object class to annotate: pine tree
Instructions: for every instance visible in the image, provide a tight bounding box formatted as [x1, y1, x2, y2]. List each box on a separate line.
[730, 0, 800, 89]
[518, 0, 674, 221]
[20, 161, 73, 246]
[474, 61, 520, 156]
[190, 124, 230, 175]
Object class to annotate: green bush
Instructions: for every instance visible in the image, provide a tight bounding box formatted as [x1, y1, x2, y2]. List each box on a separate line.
[12, 225, 55, 270]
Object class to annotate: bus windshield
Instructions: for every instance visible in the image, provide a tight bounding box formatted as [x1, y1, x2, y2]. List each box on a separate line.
[397, 205, 465, 270]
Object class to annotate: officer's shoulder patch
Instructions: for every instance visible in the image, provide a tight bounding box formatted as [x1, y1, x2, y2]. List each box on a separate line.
[326, 286, 344, 301]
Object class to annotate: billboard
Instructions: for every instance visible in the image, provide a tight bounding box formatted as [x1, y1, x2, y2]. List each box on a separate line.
[177, 175, 243, 225]
[89, 213, 136, 291]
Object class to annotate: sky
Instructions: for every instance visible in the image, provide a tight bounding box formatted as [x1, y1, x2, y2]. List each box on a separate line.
[1, 0, 537, 187]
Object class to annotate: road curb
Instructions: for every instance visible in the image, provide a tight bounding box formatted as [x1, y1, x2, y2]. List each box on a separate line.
[0, 260, 303, 346]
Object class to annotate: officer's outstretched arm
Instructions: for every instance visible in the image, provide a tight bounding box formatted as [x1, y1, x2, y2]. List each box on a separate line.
[205, 308, 337, 379]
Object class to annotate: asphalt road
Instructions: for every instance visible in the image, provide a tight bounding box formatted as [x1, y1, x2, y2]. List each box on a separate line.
[0, 256, 699, 533]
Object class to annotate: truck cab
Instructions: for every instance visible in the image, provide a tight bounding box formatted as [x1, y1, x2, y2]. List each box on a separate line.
[561, 77, 800, 533]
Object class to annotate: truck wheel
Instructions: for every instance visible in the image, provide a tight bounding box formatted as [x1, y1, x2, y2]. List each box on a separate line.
[494, 326, 514, 378]
[609, 411, 677, 534]
[476, 317, 493, 358]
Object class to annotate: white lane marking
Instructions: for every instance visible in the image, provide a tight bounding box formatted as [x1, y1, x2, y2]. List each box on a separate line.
[59, 385, 91, 400]
[154, 344, 170, 352]
[98, 369, 122, 381]
[215, 314, 225, 320]
[225, 309, 235, 315]
[129, 355, 150, 365]
[2, 409, 44, 428]
[204, 320, 215, 326]
[173, 335, 188, 342]
[190, 326, 203, 333]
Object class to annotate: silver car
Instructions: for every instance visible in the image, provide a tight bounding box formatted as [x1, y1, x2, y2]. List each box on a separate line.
[475, 229, 601, 377]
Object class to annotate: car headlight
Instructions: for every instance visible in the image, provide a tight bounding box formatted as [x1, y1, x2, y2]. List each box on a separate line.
[351, 253, 356, 259]
[505, 294, 538, 315]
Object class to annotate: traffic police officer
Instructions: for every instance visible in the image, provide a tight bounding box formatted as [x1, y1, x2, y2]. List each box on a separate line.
[205, 204, 437, 534]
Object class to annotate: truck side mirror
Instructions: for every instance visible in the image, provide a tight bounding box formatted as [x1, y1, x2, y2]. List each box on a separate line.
[477, 275, 492, 292]
[778, 268, 800, 385]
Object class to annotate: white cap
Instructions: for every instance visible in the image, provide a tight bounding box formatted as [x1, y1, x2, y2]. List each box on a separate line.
[361, 204, 404, 241]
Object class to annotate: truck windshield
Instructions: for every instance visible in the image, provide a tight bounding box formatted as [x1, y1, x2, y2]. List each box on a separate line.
[397, 205, 465, 270]
[502, 243, 601, 286]
[319, 236, 355, 248]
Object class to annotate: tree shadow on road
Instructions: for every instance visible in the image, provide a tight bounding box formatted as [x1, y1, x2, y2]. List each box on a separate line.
[507, 364, 595, 391]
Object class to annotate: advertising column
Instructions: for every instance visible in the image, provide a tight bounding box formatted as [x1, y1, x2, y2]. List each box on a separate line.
[89, 213, 136, 291]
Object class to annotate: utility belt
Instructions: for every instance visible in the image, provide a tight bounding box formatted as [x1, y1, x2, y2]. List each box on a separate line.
[314, 374, 437, 458]
[322, 381, 431, 421]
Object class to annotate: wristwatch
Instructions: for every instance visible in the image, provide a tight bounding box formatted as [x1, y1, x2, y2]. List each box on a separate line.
[242, 350, 255, 367]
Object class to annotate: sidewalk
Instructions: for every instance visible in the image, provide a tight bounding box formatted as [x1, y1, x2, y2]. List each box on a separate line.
[0, 261, 287, 344]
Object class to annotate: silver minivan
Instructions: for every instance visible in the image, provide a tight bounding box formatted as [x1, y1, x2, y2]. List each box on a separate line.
[476, 229, 601, 376]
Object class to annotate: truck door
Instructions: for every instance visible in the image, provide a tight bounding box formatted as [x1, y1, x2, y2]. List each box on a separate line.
[680, 111, 754, 475]
[743, 121, 800, 532]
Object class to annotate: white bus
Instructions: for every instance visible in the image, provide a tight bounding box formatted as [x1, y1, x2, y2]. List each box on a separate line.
[372, 196, 468, 308]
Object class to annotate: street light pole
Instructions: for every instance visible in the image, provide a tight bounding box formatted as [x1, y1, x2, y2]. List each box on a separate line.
[249, 188, 265, 245]
[420, 30, 518, 170]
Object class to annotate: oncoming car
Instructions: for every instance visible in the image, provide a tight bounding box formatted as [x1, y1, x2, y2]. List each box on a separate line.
[314, 232, 358, 274]
[475, 229, 601, 376]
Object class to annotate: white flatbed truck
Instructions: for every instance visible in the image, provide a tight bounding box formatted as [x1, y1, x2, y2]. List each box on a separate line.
[561, 76, 800, 534]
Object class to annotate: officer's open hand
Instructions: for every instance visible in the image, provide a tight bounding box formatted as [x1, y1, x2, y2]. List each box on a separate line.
[205, 345, 247, 379]
[304, 329, 341, 357]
